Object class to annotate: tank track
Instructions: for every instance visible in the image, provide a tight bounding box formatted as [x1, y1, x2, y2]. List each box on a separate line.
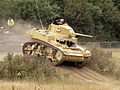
[22, 39, 64, 65]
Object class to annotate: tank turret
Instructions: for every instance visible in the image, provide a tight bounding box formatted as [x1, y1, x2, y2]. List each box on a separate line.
[48, 24, 92, 38]
[23, 23, 92, 67]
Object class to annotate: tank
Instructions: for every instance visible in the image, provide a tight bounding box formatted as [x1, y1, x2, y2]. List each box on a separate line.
[22, 24, 92, 67]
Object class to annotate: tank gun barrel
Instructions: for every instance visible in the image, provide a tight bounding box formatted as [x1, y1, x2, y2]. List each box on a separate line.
[75, 33, 93, 38]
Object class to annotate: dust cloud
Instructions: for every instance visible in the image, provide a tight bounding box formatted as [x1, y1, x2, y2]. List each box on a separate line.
[0, 20, 36, 53]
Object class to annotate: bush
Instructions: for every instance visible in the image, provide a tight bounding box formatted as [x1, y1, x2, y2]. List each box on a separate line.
[0, 53, 69, 82]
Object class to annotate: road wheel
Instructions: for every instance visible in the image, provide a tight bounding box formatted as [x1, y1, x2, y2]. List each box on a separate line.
[52, 50, 63, 66]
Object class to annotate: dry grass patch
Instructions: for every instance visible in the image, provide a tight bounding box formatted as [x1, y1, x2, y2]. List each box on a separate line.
[0, 79, 119, 90]
[86, 43, 120, 80]
[0, 53, 69, 82]
[87, 43, 112, 74]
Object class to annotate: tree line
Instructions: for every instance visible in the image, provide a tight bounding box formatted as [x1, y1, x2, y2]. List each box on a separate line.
[0, 0, 120, 41]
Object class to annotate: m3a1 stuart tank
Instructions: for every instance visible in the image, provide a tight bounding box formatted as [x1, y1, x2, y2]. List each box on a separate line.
[22, 23, 92, 67]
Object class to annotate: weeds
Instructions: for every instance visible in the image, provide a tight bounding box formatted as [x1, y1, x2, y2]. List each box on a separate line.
[86, 43, 120, 80]
[87, 43, 112, 74]
[0, 53, 69, 82]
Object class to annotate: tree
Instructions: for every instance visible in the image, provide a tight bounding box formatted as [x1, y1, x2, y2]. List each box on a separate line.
[112, 0, 120, 10]
[19, 0, 60, 26]
[88, 0, 120, 41]
[62, 0, 94, 35]
[98, 0, 120, 41]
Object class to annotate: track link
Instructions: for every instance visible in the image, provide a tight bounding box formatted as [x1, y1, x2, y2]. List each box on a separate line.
[22, 41, 64, 65]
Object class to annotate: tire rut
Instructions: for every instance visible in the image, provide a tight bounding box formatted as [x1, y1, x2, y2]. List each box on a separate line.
[62, 66, 93, 81]
[60, 66, 114, 84]
[82, 67, 110, 82]
[69, 67, 104, 82]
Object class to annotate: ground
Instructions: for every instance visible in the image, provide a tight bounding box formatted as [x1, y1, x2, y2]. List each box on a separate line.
[0, 21, 120, 90]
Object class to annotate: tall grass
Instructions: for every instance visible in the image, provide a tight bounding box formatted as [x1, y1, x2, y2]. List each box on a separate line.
[0, 80, 118, 90]
[0, 53, 69, 82]
[86, 43, 120, 80]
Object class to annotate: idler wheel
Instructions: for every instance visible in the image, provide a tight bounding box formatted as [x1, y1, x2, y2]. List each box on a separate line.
[23, 42, 32, 55]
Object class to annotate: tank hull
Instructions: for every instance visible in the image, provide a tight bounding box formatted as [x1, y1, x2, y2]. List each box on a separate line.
[23, 38, 90, 67]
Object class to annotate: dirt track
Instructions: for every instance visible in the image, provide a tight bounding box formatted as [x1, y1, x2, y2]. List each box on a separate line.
[0, 22, 119, 86]
[60, 66, 113, 84]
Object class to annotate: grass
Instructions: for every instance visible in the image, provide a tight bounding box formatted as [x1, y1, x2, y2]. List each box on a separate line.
[0, 77, 119, 90]
[86, 44, 120, 80]
[0, 53, 69, 82]
[108, 50, 120, 80]
[0, 49, 120, 90]
[86, 44, 112, 74]
[107, 49, 120, 58]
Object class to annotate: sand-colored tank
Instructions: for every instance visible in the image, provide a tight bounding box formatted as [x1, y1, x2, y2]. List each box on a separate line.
[22, 24, 92, 67]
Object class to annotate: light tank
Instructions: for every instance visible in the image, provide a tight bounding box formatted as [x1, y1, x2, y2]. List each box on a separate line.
[22, 23, 92, 67]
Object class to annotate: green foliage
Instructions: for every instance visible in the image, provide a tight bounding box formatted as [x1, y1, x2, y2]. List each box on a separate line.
[63, 0, 94, 35]
[97, 0, 120, 41]
[0, 0, 60, 26]
[19, 0, 60, 25]
[62, 0, 120, 41]
[0, 53, 69, 82]
[112, 0, 120, 10]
